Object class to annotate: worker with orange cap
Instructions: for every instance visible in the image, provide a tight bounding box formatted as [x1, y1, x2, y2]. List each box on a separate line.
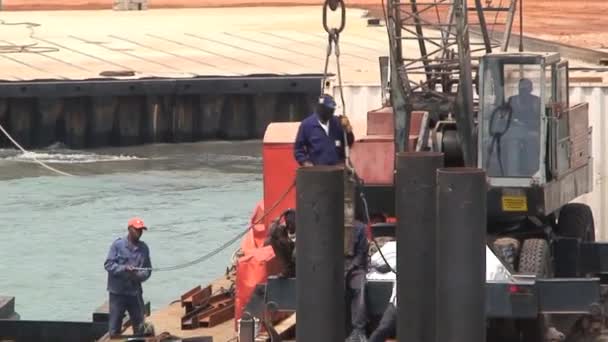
[104, 217, 152, 337]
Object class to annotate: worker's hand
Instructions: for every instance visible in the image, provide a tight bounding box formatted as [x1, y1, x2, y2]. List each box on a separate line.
[339, 115, 352, 133]
[126, 265, 135, 272]
[302, 161, 314, 167]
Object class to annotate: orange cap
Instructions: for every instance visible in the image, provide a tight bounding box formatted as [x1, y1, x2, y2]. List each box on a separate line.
[128, 217, 147, 230]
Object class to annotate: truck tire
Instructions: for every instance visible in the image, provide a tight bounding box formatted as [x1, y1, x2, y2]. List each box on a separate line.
[557, 203, 595, 242]
[518, 239, 552, 277]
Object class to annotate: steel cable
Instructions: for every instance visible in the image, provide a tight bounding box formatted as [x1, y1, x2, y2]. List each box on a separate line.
[359, 189, 397, 275]
[0, 21, 72, 177]
[0, 121, 74, 177]
[320, 0, 354, 173]
[133, 181, 296, 272]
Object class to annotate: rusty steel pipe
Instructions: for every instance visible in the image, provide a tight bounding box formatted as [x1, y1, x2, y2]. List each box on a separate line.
[395, 152, 444, 342]
[295, 165, 345, 342]
[436, 167, 487, 342]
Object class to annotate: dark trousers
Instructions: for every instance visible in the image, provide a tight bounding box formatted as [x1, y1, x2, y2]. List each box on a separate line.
[369, 303, 396, 342]
[346, 269, 367, 332]
[108, 292, 145, 336]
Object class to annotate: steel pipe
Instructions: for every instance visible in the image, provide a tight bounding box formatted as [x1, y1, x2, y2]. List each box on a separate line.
[436, 167, 487, 342]
[295, 165, 345, 342]
[395, 152, 444, 342]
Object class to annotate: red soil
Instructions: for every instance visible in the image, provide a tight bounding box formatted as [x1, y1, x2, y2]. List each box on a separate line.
[2, 0, 606, 49]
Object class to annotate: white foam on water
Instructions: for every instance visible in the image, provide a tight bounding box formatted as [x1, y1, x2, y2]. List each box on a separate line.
[0, 150, 147, 164]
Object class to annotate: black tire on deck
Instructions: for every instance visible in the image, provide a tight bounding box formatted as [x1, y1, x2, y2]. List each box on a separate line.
[557, 203, 595, 242]
[518, 238, 552, 277]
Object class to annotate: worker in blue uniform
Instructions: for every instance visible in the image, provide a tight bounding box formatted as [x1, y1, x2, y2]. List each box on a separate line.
[293, 93, 364, 341]
[104, 217, 152, 337]
[294, 94, 354, 166]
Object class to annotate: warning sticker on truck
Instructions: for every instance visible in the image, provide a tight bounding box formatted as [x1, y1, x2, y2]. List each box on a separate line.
[502, 196, 528, 212]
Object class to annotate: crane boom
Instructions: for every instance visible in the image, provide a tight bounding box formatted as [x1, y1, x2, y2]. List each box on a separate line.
[386, 0, 517, 164]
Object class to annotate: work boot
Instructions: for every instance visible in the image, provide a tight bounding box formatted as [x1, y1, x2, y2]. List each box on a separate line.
[346, 328, 367, 342]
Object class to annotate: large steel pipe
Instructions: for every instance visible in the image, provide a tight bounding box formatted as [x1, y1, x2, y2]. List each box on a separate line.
[395, 152, 444, 342]
[295, 165, 345, 342]
[436, 167, 487, 342]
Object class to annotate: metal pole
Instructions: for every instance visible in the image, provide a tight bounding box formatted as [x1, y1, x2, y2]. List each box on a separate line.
[396, 152, 444, 342]
[519, 0, 524, 52]
[296, 165, 345, 342]
[436, 167, 487, 342]
[454, 0, 476, 167]
[474, 0, 492, 53]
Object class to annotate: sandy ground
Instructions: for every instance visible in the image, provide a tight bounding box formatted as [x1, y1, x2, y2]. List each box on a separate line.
[2, 0, 607, 50]
[361, 0, 608, 50]
[0, 6, 392, 83]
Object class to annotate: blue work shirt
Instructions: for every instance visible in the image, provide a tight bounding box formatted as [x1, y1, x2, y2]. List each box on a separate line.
[294, 113, 354, 166]
[104, 236, 152, 296]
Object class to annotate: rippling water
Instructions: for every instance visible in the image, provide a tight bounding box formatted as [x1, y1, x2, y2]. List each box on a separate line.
[0, 141, 263, 321]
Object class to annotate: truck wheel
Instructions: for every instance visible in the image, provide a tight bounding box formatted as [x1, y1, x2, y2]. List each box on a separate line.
[518, 239, 552, 277]
[557, 203, 595, 242]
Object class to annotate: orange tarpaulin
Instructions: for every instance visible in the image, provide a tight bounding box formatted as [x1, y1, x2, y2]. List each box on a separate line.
[240, 200, 269, 253]
[234, 245, 281, 330]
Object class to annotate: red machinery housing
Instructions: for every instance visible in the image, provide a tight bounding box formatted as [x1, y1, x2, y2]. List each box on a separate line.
[234, 107, 425, 328]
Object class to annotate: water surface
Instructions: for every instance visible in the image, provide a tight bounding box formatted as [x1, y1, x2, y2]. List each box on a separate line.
[0, 140, 263, 321]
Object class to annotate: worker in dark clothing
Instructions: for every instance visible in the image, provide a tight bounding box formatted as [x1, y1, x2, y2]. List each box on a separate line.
[294, 94, 355, 166]
[505, 78, 542, 176]
[508, 78, 541, 130]
[104, 217, 152, 337]
[265, 210, 369, 342]
[345, 221, 370, 342]
[264, 209, 296, 278]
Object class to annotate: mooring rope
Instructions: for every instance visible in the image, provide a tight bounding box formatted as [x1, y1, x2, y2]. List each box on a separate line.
[0, 121, 74, 177]
[133, 180, 296, 272]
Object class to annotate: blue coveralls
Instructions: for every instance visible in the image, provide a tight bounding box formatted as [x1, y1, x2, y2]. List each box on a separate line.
[104, 236, 152, 336]
[294, 113, 354, 166]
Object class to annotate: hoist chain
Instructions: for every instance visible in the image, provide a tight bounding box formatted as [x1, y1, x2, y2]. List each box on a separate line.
[322, 0, 346, 35]
[327, 0, 341, 11]
[320, 0, 353, 172]
[320, 0, 346, 114]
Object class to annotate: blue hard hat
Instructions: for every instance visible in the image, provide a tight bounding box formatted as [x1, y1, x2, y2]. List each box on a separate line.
[318, 94, 337, 109]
